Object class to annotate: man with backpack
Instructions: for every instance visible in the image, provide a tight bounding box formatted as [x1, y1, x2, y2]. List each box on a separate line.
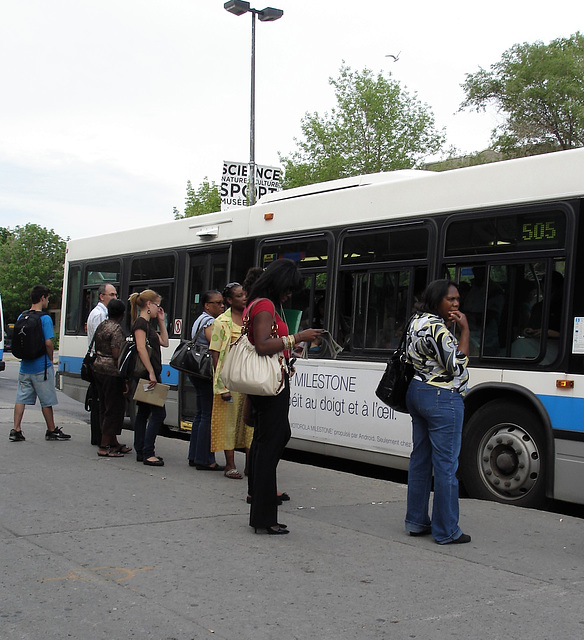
[9, 285, 71, 442]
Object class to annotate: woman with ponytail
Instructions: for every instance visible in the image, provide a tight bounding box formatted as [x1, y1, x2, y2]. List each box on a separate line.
[128, 289, 169, 466]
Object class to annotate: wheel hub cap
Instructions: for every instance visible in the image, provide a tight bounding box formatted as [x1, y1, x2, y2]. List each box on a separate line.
[478, 425, 540, 499]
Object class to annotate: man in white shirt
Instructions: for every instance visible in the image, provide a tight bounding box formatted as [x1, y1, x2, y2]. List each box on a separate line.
[86, 283, 118, 445]
[87, 283, 118, 343]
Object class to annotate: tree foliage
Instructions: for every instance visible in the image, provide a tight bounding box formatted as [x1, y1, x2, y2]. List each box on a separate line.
[0, 227, 12, 245]
[460, 32, 584, 154]
[280, 64, 445, 189]
[0, 224, 67, 323]
[174, 178, 221, 219]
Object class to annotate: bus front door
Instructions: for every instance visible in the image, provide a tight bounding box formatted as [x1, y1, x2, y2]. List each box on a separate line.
[179, 250, 230, 432]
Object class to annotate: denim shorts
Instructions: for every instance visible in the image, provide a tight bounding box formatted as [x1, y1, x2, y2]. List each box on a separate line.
[15, 370, 58, 407]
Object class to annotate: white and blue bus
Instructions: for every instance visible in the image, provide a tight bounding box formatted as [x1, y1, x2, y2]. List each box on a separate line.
[58, 148, 584, 508]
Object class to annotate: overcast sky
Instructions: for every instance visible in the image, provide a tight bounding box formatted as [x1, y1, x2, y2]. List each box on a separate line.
[0, 0, 579, 240]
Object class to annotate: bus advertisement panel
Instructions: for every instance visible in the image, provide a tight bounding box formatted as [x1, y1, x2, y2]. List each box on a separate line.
[289, 360, 412, 461]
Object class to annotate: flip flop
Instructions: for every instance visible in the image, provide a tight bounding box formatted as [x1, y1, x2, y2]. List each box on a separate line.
[195, 464, 226, 471]
[97, 446, 124, 458]
[113, 444, 132, 454]
[224, 468, 243, 479]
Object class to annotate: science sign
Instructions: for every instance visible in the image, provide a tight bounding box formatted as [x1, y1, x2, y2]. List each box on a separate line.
[221, 160, 282, 210]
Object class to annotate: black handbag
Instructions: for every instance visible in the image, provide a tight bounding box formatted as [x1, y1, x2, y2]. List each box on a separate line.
[118, 336, 151, 379]
[169, 327, 213, 380]
[375, 318, 414, 414]
[81, 335, 96, 383]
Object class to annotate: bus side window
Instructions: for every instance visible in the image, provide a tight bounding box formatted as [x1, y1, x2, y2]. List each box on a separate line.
[338, 224, 430, 354]
[129, 254, 176, 335]
[337, 268, 424, 353]
[455, 265, 503, 356]
[64, 264, 83, 334]
[524, 270, 564, 340]
[514, 265, 564, 365]
[452, 260, 565, 363]
[337, 271, 357, 351]
[289, 272, 327, 355]
[369, 271, 404, 350]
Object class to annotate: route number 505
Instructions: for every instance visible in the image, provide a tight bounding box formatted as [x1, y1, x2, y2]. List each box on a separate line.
[522, 221, 556, 241]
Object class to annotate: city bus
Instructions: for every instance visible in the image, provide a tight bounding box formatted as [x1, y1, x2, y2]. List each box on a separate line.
[0, 294, 5, 372]
[58, 148, 584, 508]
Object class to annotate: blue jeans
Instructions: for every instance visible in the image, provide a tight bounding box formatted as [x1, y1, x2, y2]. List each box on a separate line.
[134, 402, 166, 459]
[188, 377, 216, 466]
[405, 379, 464, 544]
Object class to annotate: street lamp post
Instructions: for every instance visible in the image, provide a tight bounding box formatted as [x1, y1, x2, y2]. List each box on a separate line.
[224, 0, 283, 206]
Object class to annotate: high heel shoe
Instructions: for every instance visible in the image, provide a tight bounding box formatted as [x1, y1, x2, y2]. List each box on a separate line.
[254, 525, 289, 535]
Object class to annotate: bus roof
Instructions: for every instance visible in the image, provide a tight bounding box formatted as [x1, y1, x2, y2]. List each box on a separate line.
[66, 148, 584, 262]
[257, 169, 426, 203]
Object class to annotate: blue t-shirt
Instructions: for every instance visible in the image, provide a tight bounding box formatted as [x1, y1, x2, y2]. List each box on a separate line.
[20, 314, 54, 374]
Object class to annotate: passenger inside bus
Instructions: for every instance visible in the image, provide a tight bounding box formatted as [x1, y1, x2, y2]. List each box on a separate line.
[298, 296, 325, 352]
[524, 271, 563, 339]
[462, 267, 505, 356]
[511, 270, 563, 363]
[310, 296, 325, 329]
[515, 278, 539, 336]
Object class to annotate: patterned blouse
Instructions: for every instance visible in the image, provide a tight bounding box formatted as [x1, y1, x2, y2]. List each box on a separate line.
[93, 319, 124, 377]
[405, 312, 469, 395]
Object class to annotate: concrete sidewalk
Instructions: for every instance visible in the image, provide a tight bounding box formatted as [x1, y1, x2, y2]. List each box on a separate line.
[0, 403, 582, 640]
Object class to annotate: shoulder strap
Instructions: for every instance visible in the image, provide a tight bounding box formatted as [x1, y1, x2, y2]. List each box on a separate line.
[243, 297, 276, 323]
[32, 309, 49, 380]
[192, 324, 206, 343]
[242, 298, 277, 338]
[192, 314, 213, 342]
[87, 333, 96, 355]
[401, 313, 418, 360]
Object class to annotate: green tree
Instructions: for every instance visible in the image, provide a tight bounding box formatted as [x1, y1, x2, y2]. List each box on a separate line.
[174, 178, 221, 218]
[460, 32, 584, 155]
[280, 64, 445, 189]
[0, 224, 66, 324]
[0, 227, 12, 245]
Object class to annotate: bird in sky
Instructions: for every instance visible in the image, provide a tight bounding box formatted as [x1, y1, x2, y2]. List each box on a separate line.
[385, 51, 401, 62]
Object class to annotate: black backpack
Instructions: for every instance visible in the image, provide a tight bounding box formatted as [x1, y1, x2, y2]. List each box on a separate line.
[12, 310, 47, 361]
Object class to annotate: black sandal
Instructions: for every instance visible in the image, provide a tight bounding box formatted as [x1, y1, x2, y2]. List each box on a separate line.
[112, 444, 132, 454]
[97, 445, 124, 457]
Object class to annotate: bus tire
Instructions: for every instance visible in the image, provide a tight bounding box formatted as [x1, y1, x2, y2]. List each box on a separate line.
[460, 400, 547, 508]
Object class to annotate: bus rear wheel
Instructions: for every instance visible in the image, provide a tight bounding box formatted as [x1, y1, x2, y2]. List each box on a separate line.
[460, 400, 547, 508]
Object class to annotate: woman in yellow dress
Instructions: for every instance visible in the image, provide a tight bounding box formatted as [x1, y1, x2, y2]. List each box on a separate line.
[209, 282, 254, 479]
